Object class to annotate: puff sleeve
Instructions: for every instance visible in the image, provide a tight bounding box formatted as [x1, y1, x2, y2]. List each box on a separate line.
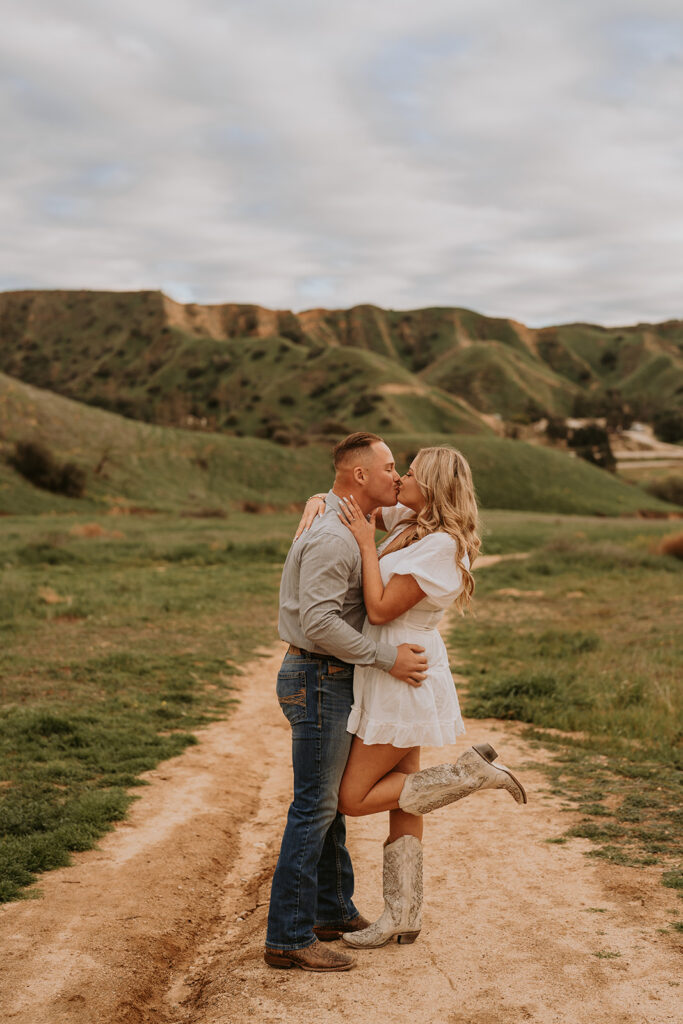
[388, 532, 469, 601]
[380, 502, 415, 533]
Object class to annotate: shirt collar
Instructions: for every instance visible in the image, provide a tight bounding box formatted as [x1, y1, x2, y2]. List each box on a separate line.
[325, 489, 343, 512]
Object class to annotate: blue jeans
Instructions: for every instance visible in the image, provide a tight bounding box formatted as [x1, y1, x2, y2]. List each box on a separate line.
[265, 651, 359, 951]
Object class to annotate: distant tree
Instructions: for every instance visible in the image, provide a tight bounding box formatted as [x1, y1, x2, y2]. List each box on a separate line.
[644, 475, 683, 507]
[271, 428, 292, 445]
[412, 348, 432, 372]
[572, 388, 633, 429]
[352, 393, 380, 416]
[572, 393, 593, 418]
[600, 349, 618, 371]
[567, 423, 616, 473]
[10, 441, 86, 497]
[545, 417, 568, 442]
[653, 409, 683, 444]
[510, 399, 546, 426]
[315, 419, 351, 436]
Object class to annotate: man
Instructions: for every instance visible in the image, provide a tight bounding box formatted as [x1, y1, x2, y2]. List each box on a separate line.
[264, 432, 428, 972]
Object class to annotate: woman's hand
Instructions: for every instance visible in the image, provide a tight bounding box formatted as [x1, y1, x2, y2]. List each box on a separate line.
[339, 494, 426, 624]
[294, 494, 326, 540]
[338, 494, 376, 549]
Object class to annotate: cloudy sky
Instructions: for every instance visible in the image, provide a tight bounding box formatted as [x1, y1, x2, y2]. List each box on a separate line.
[2, 0, 682, 325]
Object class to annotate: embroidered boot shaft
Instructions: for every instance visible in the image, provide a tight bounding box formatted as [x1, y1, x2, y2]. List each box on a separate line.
[342, 835, 423, 948]
[398, 743, 527, 816]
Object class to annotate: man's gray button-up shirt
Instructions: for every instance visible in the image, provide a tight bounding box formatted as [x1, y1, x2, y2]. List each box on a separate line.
[278, 491, 398, 671]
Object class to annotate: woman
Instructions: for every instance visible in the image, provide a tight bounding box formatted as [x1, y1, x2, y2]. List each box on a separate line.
[297, 446, 526, 949]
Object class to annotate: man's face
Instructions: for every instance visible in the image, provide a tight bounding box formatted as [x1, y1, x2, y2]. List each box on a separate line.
[362, 442, 401, 506]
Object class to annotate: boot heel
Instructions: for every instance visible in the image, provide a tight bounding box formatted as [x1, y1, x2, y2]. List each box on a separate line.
[263, 952, 294, 968]
[472, 742, 498, 763]
[397, 930, 420, 944]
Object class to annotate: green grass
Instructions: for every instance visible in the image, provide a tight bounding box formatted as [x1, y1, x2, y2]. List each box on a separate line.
[1, 505, 681, 903]
[478, 508, 681, 553]
[422, 339, 576, 418]
[0, 510, 298, 901]
[449, 524, 682, 888]
[2, 372, 676, 518]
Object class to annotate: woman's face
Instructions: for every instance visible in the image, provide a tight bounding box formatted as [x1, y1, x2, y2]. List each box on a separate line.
[397, 460, 425, 512]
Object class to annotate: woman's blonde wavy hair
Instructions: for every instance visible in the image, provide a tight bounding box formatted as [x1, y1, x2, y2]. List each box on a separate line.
[380, 446, 481, 612]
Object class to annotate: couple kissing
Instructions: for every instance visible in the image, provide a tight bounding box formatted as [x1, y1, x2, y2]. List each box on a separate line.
[264, 431, 526, 972]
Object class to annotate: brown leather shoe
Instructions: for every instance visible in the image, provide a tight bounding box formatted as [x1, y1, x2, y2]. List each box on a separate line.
[313, 915, 371, 942]
[264, 939, 355, 972]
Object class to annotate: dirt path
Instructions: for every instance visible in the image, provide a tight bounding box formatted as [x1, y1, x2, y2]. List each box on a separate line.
[1, 638, 680, 1022]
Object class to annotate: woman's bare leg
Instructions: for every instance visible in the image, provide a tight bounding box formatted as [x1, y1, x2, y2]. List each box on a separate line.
[389, 747, 422, 842]
[338, 737, 420, 821]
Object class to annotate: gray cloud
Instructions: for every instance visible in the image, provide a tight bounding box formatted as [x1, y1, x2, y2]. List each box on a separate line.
[1, 0, 682, 325]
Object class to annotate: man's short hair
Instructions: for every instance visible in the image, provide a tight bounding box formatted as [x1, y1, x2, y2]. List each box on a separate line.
[333, 431, 384, 469]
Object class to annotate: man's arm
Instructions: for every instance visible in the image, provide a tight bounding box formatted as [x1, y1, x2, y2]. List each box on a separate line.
[298, 532, 397, 670]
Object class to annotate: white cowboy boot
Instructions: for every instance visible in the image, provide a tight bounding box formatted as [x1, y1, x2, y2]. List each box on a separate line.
[342, 835, 423, 948]
[398, 743, 527, 815]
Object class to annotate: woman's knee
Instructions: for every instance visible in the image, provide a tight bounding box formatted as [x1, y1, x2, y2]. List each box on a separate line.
[337, 780, 363, 817]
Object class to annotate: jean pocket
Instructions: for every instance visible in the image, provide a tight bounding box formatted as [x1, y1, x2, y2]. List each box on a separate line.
[276, 670, 308, 725]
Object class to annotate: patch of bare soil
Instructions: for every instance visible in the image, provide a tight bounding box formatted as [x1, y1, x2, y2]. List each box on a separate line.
[476, 552, 530, 568]
[0, 642, 679, 1024]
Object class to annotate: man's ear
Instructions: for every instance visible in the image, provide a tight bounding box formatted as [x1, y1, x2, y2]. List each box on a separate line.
[351, 465, 366, 486]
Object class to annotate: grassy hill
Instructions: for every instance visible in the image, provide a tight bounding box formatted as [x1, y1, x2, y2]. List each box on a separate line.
[0, 372, 675, 517]
[1, 291, 681, 442]
[0, 291, 492, 440]
[421, 341, 576, 419]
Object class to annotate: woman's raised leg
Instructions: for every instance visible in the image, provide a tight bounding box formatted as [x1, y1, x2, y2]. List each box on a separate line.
[338, 737, 419, 822]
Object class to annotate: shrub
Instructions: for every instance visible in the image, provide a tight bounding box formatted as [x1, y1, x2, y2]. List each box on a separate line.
[653, 409, 683, 444]
[545, 417, 568, 441]
[181, 507, 227, 519]
[352, 393, 380, 416]
[315, 419, 350, 436]
[659, 533, 683, 560]
[272, 428, 293, 446]
[568, 423, 616, 472]
[242, 500, 264, 514]
[10, 442, 86, 497]
[644, 475, 683, 507]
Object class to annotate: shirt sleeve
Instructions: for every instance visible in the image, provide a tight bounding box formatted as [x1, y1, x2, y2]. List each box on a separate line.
[389, 533, 466, 600]
[381, 503, 415, 533]
[298, 533, 397, 670]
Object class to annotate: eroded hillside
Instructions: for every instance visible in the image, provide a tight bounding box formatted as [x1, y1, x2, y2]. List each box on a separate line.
[1, 290, 681, 441]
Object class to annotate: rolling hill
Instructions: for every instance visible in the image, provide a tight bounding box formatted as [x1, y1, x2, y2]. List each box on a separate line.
[1, 290, 682, 444]
[0, 372, 675, 517]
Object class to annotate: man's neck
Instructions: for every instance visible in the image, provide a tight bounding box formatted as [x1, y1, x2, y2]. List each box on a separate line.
[331, 482, 375, 517]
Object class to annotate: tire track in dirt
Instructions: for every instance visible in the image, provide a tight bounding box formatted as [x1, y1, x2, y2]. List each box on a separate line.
[0, 647, 287, 1024]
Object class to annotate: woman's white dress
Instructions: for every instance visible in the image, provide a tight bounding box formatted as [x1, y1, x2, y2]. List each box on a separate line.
[347, 504, 467, 748]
